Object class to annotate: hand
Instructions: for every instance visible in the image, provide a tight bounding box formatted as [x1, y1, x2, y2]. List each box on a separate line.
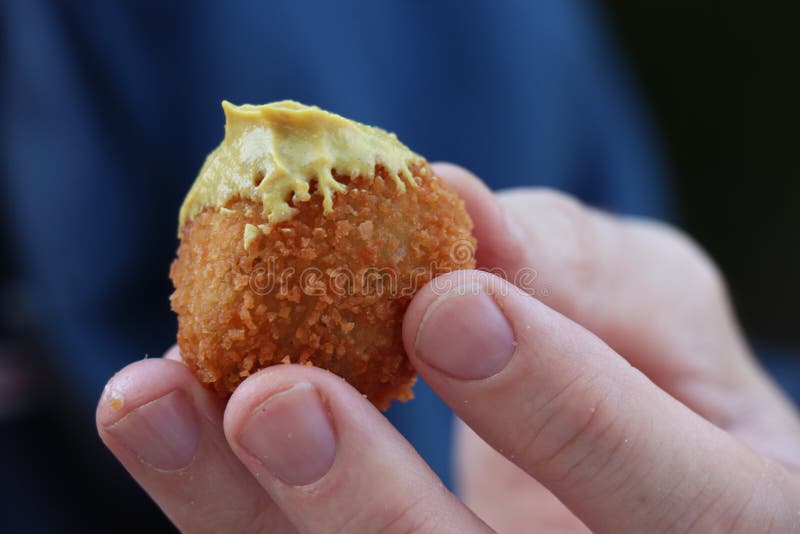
[96, 163, 800, 533]
[437, 163, 800, 532]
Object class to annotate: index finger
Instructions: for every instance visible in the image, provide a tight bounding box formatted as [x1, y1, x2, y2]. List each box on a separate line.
[404, 270, 800, 532]
[97, 358, 296, 533]
[430, 163, 781, 430]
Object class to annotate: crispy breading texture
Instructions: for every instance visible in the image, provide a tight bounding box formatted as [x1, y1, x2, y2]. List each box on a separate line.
[170, 164, 475, 409]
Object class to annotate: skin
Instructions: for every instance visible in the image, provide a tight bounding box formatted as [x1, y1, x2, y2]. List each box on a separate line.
[97, 163, 800, 533]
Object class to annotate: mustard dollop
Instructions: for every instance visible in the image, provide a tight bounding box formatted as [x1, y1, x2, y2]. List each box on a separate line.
[178, 100, 423, 245]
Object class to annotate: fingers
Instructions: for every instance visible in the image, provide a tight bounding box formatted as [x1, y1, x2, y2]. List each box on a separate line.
[431, 162, 526, 271]
[163, 345, 182, 362]
[99, 351, 490, 534]
[404, 270, 800, 532]
[223, 365, 490, 534]
[432, 162, 735, 380]
[455, 420, 590, 534]
[97, 358, 296, 533]
[431, 163, 800, 454]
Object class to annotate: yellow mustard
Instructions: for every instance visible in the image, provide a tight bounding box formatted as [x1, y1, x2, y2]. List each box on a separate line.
[178, 101, 423, 245]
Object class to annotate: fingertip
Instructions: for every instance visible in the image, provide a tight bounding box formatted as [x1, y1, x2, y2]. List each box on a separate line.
[430, 162, 524, 271]
[403, 270, 473, 361]
[430, 162, 495, 218]
[96, 362, 293, 533]
[431, 162, 485, 187]
[163, 344, 183, 362]
[223, 364, 367, 451]
[97, 358, 195, 429]
[223, 365, 297, 443]
[95, 358, 213, 474]
[221, 364, 486, 532]
[404, 270, 516, 361]
[405, 271, 520, 381]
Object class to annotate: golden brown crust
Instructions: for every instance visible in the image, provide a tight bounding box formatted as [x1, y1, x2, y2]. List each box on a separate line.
[170, 164, 475, 409]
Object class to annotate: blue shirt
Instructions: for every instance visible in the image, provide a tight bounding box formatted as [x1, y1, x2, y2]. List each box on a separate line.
[2, 1, 670, 530]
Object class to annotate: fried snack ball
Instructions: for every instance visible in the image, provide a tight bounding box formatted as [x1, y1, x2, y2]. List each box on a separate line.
[170, 163, 475, 409]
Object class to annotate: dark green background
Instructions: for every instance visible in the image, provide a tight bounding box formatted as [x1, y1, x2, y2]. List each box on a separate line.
[604, 3, 799, 346]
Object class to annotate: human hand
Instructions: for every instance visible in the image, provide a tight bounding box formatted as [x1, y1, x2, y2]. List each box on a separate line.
[96, 163, 800, 533]
[435, 163, 800, 532]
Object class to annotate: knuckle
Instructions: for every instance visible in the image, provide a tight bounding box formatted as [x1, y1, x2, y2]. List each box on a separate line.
[753, 462, 800, 534]
[526, 187, 586, 214]
[527, 189, 591, 240]
[370, 493, 440, 534]
[519, 372, 625, 485]
[525, 188, 601, 292]
[663, 459, 796, 533]
[686, 245, 727, 306]
[232, 493, 291, 534]
[646, 222, 729, 308]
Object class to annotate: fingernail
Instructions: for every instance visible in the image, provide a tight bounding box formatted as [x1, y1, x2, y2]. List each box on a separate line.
[239, 382, 335, 486]
[415, 283, 515, 380]
[104, 389, 199, 470]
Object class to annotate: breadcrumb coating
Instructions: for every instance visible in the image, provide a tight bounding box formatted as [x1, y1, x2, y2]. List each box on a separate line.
[170, 163, 475, 409]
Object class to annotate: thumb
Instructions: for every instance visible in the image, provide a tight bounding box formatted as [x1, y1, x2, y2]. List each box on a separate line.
[404, 270, 800, 533]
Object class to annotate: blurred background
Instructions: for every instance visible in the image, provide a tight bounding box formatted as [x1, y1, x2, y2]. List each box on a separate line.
[1, 1, 797, 532]
[603, 2, 800, 366]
